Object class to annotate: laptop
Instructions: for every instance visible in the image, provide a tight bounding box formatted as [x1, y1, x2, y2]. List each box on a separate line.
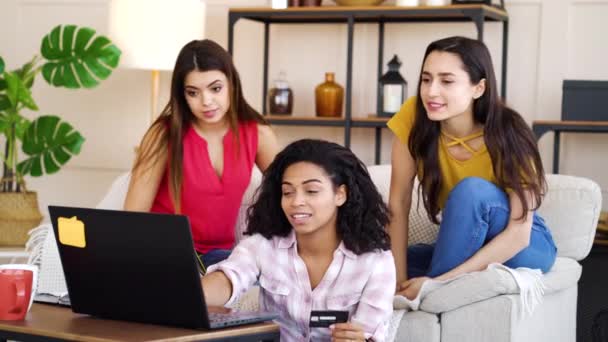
[46, 205, 278, 330]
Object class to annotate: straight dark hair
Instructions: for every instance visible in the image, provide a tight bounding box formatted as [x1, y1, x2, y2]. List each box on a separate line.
[408, 36, 546, 223]
[132, 39, 267, 213]
[246, 139, 391, 255]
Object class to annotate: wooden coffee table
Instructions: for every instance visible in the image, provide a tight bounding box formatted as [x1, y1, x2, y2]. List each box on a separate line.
[0, 303, 280, 341]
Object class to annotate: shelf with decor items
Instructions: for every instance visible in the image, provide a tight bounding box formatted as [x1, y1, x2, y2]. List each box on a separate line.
[228, 4, 508, 164]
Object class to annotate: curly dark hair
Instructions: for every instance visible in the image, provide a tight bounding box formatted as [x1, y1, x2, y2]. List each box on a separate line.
[245, 139, 390, 255]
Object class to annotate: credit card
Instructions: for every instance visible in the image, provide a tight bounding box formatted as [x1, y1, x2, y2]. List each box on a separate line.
[309, 310, 349, 327]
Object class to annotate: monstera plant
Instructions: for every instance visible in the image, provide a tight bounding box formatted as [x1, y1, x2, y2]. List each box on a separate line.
[0, 25, 120, 245]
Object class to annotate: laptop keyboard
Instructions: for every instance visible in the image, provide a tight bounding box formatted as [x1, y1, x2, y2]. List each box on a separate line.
[209, 311, 246, 324]
[207, 310, 278, 328]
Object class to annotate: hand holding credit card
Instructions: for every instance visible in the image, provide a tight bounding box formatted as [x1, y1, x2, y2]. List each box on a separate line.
[309, 310, 349, 327]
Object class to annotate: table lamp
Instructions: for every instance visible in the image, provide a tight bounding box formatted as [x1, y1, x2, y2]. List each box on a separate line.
[108, 0, 206, 123]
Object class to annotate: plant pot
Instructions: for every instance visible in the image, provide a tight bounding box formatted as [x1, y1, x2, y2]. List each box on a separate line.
[0, 192, 43, 246]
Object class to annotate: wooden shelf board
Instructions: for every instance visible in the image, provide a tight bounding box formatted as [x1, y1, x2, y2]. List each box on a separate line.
[353, 115, 391, 123]
[265, 114, 390, 121]
[265, 114, 345, 121]
[230, 5, 508, 22]
[594, 239, 608, 247]
[532, 120, 608, 127]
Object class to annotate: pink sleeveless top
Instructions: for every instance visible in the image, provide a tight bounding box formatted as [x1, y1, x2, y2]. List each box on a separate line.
[150, 121, 258, 254]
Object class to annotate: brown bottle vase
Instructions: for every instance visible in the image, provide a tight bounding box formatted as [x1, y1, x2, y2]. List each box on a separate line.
[315, 72, 344, 117]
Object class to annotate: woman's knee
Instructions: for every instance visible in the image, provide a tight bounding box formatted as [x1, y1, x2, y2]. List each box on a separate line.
[447, 177, 506, 207]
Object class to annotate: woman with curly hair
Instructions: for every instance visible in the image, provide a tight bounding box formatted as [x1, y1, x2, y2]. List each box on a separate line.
[387, 36, 557, 300]
[201, 139, 396, 342]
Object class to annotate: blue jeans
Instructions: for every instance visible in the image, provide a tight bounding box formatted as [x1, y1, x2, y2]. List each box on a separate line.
[407, 177, 557, 278]
[198, 249, 232, 269]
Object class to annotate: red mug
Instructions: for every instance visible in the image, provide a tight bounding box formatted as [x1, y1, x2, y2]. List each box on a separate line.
[0, 269, 33, 320]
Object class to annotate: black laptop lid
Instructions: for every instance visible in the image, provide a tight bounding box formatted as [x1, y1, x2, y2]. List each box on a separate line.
[48, 206, 209, 329]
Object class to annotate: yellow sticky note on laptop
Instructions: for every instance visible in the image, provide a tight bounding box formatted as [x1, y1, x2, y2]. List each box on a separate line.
[58, 216, 86, 248]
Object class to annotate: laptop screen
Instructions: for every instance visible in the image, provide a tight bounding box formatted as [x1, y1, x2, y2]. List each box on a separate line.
[48, 206, 209, 329]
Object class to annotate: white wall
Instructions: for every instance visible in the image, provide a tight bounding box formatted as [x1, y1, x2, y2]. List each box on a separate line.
[0, 0, 606, 217]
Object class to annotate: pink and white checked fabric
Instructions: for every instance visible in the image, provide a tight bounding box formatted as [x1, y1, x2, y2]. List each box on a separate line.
[207, 232, 396, 341]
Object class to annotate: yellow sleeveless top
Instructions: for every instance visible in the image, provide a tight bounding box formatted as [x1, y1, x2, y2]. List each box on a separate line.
[387, 96, 497, 208]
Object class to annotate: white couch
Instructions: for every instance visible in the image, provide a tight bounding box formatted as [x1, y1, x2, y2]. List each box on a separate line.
[28, 165, 602, 342]
[365, 165, 602, 342]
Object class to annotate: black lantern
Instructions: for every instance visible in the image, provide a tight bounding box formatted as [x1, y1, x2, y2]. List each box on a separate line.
[378, 55, 407, 117]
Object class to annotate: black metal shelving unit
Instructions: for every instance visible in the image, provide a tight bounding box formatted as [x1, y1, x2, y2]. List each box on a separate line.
[228, 4, 509, 164]
[532, 120, 608, 173]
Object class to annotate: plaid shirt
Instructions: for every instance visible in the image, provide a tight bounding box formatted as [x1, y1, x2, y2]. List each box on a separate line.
[207, 232, 396, 341]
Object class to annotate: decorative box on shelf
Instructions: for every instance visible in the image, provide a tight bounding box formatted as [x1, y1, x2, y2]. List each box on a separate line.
[562, 80, 608, 121]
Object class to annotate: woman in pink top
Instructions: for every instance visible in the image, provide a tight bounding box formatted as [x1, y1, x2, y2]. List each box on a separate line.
[203, 139, 396, 341]
[124, 40, 279, 269]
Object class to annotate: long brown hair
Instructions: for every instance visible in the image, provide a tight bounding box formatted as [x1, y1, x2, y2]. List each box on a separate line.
[133, 39, 267, 213]
[408, 36, 546, 223]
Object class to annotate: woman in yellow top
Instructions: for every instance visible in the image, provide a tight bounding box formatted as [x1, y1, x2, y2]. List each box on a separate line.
[387, 36, 557, 299]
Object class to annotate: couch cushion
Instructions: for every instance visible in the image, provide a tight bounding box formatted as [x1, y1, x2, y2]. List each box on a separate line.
[442, 295, 515, 342]
[96, 172, 131, 210]
[542, 257, 581, 294]
[441, 286, 578, 342]
[419, 257, 580, 314]
[538, 174, 601, 261]
[394, 310, 440, 342]
[367, 165, 439, 245]
[420, 264, 517, 314]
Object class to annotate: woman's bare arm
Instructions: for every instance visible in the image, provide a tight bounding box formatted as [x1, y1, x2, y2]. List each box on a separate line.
[123, 127, 168, 211]
[388, 137, 417, 284]
[255, 124, 280, 172]
[201, 271, 233, 306]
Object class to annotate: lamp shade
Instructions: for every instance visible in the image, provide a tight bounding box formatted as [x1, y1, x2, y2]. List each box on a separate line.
[108, 0, 206, 71]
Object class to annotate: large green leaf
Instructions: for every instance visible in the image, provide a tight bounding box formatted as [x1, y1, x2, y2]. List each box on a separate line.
[0, 56, 4, 74]
[41, 25, 121, 89]
[17, 115, 84, 177]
